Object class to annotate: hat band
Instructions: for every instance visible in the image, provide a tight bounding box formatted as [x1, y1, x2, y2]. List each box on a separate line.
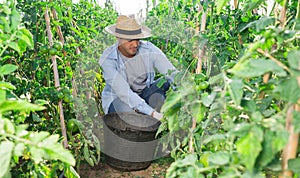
[115, 28, 142, 35]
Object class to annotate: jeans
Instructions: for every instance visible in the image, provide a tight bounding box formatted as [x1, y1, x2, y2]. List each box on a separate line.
[108, 79, 170, 114]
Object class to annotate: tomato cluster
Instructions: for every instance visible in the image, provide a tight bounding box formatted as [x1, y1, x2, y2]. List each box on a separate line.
[194, 73, 209, 91]
[39, 42, 63, 56]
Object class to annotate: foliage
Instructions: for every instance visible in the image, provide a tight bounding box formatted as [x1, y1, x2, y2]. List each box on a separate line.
[2, 0, 300, 177]
[11, 0, 117, 171]
[149, 0, 300, 177]
[0, 1, 77, 177]
[1, 0, 118, 176]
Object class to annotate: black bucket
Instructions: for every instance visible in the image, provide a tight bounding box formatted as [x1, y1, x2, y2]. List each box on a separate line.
[103, 112, 161, 171]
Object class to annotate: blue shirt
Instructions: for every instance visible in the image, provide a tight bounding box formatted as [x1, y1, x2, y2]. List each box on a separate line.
[99, 41, 177, 115]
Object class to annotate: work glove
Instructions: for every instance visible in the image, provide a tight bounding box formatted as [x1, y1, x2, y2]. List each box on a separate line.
[151, 111, 163, 120]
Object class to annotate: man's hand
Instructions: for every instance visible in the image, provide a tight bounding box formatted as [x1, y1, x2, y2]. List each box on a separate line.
[151, 111, 163, 120]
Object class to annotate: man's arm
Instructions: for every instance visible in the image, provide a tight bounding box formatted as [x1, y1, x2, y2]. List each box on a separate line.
[101, 59, 154, 115]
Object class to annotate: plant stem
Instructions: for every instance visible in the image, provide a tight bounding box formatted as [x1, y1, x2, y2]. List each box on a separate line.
[256, 48, 290, 73]
[1, 133, 32, 145]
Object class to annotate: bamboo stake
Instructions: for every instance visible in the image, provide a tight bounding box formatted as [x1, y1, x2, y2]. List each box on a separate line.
[278, 0, 299, 175]
[279, 0, 288, 28]
[189, 3, 207, 153]
[51, 10, 65, 44]
[234, 0, 238, 9]
[280, 105, 299, 178]
[195, 5, 207, 75]
[50, 8, 77, 112]
[45, 8, 68, 149]
[280, 49, 300, 178]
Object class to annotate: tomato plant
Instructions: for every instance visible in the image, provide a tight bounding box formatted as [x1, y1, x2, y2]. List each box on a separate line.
[150, 0, 300, 177]
[0, 2, 77, 177]
[2, 0, 300, 177]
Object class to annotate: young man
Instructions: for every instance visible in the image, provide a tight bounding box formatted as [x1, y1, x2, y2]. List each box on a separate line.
[99, 15, 177, 120]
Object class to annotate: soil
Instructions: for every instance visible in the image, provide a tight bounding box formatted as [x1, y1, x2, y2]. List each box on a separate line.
[79, 158, 173, 178]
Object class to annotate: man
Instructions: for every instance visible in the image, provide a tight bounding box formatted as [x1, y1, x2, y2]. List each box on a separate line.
[99, 15, 177, 120]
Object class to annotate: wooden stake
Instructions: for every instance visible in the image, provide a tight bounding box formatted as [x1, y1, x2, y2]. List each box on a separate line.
[45, 8, 68, 149]
[280, 105, 299, 178]
[280, 18, 300, 176]
[279, 0, 288, 28]
[189, 3, 207, 153]
[234, 0, 238, 9]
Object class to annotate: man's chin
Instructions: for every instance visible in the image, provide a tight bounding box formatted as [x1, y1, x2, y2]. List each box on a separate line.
[130, 51, 137, 56]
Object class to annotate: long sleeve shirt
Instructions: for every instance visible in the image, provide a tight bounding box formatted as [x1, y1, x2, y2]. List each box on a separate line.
[98, 40, 177, 115]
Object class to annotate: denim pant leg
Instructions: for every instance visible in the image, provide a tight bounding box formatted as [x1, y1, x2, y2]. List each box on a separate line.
[139, 79, 170, 112]
[108, 79, 170, 114]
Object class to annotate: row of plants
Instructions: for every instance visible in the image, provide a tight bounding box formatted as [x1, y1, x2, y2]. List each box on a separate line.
[1, 0, 117, 176]
[147, 0, 300, 177]
[0, 1, 77, 177]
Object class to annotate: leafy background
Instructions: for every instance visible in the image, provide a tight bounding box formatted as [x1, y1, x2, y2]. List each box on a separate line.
[1, 0, 300, 177]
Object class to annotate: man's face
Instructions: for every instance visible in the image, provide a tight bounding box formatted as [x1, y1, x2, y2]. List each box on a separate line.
[117, 38, 140, 58]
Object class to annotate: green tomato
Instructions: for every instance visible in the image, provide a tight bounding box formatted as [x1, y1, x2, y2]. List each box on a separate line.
[53, 42, 63, 51]
[40, 45, 48, 54]
[49, 48, 58, 55]
[63, 95, 72, 103]
[198, 81, 209, 90]
[58, 92, 64, 99]
[67, 119, 79, 134]
[194, 73, 207, 84]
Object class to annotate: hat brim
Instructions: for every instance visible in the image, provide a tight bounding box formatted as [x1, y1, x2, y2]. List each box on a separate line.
[105, 24, 151, 39]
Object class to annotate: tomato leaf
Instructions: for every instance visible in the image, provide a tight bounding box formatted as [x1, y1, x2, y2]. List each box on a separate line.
[0, 141, 14, 178]
[256, 130, 288, 169]
[0, 100, 45, 113]
[228, 78, 244, 106]
[208, 151, 230, 165]
[7, 42, 20, 53]
[0, 81, 16, 90]
[229, 59, 287, 78]
[287, 50, 300, 70]
[161, 92, 182, 113]
[236, 126, 263, 171]
[273, 77, 300, 103]
[288, 158, 300, 174]
[0, 64, 18, 76]
[10, 9, 21, 31]
[190, 101, 206, 123]
[216, 0, 230, 14]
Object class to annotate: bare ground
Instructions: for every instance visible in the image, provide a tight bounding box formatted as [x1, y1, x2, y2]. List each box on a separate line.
[79, 158, 173, 178]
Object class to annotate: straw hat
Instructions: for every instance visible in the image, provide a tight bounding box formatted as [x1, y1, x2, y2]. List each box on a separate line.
[105, 15, 151, 39]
